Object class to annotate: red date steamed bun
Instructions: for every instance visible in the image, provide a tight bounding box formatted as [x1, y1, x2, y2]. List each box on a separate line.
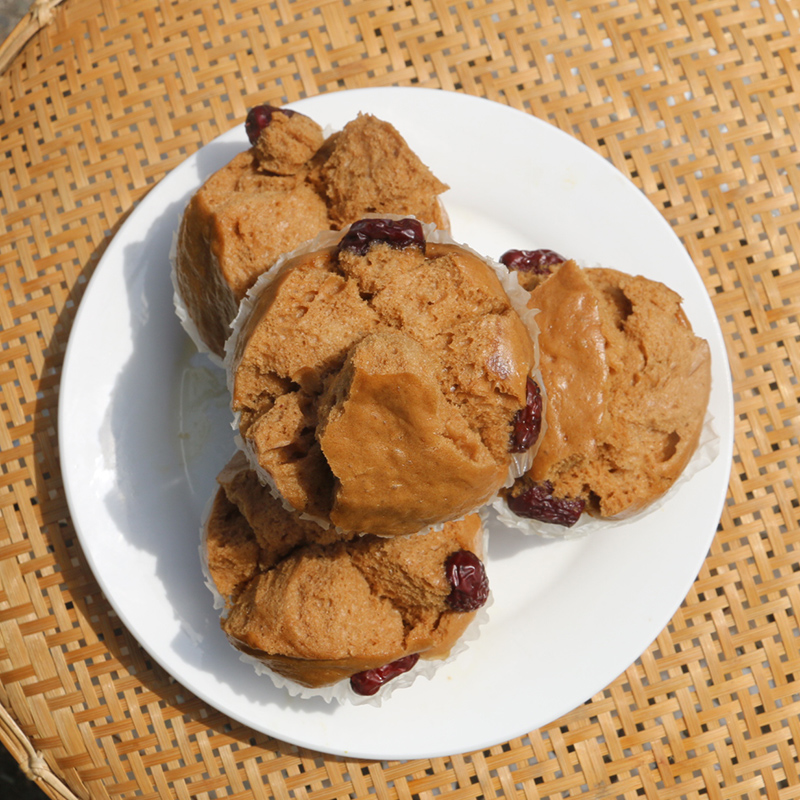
[503, 259, 711, 524]
[173, 108, 449, 358]
[203, 452, 489, 697]
[227, 218, 542, 536]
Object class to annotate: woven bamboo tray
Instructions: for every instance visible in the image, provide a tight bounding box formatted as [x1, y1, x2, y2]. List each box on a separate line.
[1, 0, 798, 797]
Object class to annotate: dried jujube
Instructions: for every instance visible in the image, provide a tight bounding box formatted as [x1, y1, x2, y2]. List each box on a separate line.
[506, 479, 584, 527]
[245, 103, 296, 145]
[500, 248, 566, 275]
[445, 550, 489, 612]
[350, 654, 421, 696]
[338, 217, 425, 256]
[510, 377, 543, 453]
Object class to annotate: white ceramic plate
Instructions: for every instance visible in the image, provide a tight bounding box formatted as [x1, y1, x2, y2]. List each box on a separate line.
[59, 87, 734, 760]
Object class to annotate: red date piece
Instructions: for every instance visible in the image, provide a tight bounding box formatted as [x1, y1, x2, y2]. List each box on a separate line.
[245, 104, 296, 145]
[338, 218, 425, 256]
[500, 248, 565, 275]
[445, 550, 490, 611]
[350, 654, 420, 696]
[510, 377, 543, 453]
[506, 480, 584, 527]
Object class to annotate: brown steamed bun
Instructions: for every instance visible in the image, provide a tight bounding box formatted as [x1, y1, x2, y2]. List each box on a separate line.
[503, 257, 711, 523]
[204, 452, 489, 692]
[227, 218, 540, 536]
[174, 106, 449, 358]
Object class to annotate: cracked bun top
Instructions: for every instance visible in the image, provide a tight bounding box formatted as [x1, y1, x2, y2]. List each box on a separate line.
[173, 109, 449, 358]
[204, 452, 486, 689]
[511, 260, 712, 520]
[227, 219, 540, 536]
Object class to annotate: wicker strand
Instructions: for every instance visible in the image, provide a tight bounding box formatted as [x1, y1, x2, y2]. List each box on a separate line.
[0, 703, 82, 800]
[0, 0, 65, 74]
[1, 0, 799, 797]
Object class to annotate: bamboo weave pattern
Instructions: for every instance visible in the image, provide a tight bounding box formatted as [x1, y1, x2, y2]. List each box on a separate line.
[1, 0, 799, 798]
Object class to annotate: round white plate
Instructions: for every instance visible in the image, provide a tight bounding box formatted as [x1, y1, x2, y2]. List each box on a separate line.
[59, 87, 734, 760]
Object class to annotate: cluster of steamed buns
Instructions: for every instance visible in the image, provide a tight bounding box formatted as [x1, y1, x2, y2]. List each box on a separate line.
[174, 104, 712, 701]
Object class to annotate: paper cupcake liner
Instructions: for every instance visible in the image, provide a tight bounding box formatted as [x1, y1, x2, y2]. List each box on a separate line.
[199, 488, 492, 706]
[490, 409, 721, 539]
[223, 216, 546, 535]
[169, 230, 226, 369]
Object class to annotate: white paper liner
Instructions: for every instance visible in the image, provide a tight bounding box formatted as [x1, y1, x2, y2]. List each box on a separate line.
[169, 230, 226, 369]
[490, 409, 721, 539]
[199, 485, 492, 706]
[239, 594, 492, 707]
[223, 217, 545, 535]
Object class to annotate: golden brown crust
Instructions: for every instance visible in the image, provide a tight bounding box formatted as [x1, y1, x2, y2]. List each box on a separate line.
[527, 261, 609, 481]
[523, 261, 711, 518]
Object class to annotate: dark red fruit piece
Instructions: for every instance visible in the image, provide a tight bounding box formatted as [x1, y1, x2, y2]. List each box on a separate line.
[338, 218, 425, 256]
[445, 550, 490, 612]
[500, 248, 566, 275]
[506, 480, 584, 527]
[350, 654, 420, 696]
[245, 104, 296, 145]
[510, 377, 543, 453]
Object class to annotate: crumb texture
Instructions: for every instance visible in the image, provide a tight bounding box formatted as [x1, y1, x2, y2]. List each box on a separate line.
[254, 111, 325, 175]
[321, 114, 448, 227]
